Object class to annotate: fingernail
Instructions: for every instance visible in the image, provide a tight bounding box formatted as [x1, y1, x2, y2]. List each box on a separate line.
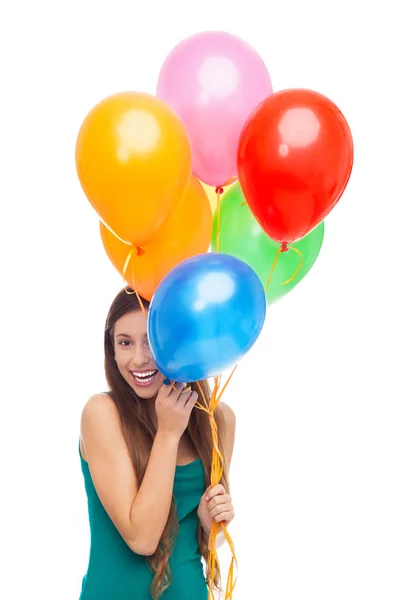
[205, 496, 209, 501]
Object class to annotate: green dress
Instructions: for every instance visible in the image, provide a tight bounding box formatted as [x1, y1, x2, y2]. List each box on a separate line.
[78, 439, 209, 600]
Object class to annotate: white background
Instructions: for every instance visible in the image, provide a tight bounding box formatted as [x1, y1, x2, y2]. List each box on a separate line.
[1, 0, 399, 598]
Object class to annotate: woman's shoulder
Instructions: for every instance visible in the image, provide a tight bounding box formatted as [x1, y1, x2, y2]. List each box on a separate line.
[80, 392, 118, 426]
[83, 391, 113, 408]
[80, 393, 121, 461]
[219, 401, 236, 426]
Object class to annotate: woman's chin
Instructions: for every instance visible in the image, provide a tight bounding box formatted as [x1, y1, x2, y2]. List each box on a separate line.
[134, 385, 160, 399]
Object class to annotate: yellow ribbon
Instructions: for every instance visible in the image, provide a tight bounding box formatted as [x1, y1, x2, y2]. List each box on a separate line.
[265, 244, 303, 293]
[122, 245, 146, 313]
[265, 246, 283, 293]
[196, 368, 239, 599]
[281, 246, 303, 286]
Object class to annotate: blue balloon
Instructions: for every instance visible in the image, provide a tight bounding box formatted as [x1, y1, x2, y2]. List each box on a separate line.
[148, 253, 267, 382]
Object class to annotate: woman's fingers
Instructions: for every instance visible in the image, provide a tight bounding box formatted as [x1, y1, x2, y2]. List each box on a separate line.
[208, 493, 232, 511]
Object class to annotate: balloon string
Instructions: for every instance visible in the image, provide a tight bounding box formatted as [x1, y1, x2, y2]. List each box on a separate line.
[265, 244, 304, 293]
[122, 246, 146, 313]
[216, 191, 222, 253]
[215, 177, 238, 253]
[196, 367, 238, 600]
[281, 246, 303, 286]
[265, 246, 283, 293]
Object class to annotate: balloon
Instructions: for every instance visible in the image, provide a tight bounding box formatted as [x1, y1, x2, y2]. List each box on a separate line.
[237, 89, 353, 244]
[76, 92, 192, 246]
[157, 31, 272, 187]
[211, 183, 324, 304]
[148, 253, 267, 382]
[100, 176, 212, 300]
[199, 179, 236, 213]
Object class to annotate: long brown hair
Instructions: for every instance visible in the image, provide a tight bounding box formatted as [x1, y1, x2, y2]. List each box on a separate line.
[104, 286, 229, 599]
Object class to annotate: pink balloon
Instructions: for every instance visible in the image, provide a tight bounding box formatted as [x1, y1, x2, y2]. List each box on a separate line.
[157, 31, 273, 187]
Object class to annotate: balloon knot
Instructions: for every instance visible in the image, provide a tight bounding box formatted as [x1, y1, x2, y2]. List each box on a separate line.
[215, 186, 224, 195]
[136, 246, 145, 257]
[281, 243, 289, 252]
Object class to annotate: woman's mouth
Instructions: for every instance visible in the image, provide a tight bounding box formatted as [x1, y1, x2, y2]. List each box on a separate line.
[130, 370, 159, 387]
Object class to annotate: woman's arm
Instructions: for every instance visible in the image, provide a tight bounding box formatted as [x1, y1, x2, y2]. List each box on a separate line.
[129, 429, 180, 554]
[80, 393, 179, 556]
[220, 401, 236, 478]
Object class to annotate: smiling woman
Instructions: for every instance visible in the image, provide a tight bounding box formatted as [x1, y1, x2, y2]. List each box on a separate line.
[78, 286, 235, 600]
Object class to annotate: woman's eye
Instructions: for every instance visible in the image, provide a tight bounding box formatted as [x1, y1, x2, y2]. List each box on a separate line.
[120, 340, 132, 347]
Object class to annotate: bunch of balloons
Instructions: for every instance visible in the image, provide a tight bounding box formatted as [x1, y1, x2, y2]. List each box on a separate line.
[75, 28, 353, 383]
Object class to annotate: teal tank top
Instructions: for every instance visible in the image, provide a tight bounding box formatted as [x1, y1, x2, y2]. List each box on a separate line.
[78, 439, 209, 600]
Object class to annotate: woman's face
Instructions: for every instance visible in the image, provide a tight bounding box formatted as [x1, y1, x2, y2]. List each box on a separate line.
[113, 310, 164, 399]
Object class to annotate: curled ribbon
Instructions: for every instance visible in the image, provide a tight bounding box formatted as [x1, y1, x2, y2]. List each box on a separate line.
[122, 246, 146, 313]
[196, 368, 239, 599]
[265, 243, 303, 293]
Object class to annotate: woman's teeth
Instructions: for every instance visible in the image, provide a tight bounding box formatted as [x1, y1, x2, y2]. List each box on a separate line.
[131, 370, 158, 386]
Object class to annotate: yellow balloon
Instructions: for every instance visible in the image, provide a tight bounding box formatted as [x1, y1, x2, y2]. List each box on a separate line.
[76, 92, 192, 247]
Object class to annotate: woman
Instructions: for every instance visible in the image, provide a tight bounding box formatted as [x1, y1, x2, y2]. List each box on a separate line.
[78, 287, 236, 600]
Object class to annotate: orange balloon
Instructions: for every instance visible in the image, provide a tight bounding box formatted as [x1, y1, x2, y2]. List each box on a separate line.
[101, 176, 212, 300]
[76, 92, 192, 246]
[199, 180, 236, 213]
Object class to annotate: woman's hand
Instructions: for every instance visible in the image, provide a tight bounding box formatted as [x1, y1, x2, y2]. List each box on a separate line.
[155, 381, 198, 441]
[197, 483, 235, 536]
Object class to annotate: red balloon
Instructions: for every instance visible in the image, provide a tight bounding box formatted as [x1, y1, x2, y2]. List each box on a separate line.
[237, 89, 353, 244]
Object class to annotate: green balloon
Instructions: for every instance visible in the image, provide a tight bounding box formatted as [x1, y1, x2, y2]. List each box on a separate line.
[211, 183, 324, 305]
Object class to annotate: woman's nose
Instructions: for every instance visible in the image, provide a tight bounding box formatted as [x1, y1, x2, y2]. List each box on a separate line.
[132, 345, 150, 367]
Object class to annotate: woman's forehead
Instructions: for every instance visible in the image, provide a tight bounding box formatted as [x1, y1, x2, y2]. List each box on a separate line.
[114, 311, 148, 335]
